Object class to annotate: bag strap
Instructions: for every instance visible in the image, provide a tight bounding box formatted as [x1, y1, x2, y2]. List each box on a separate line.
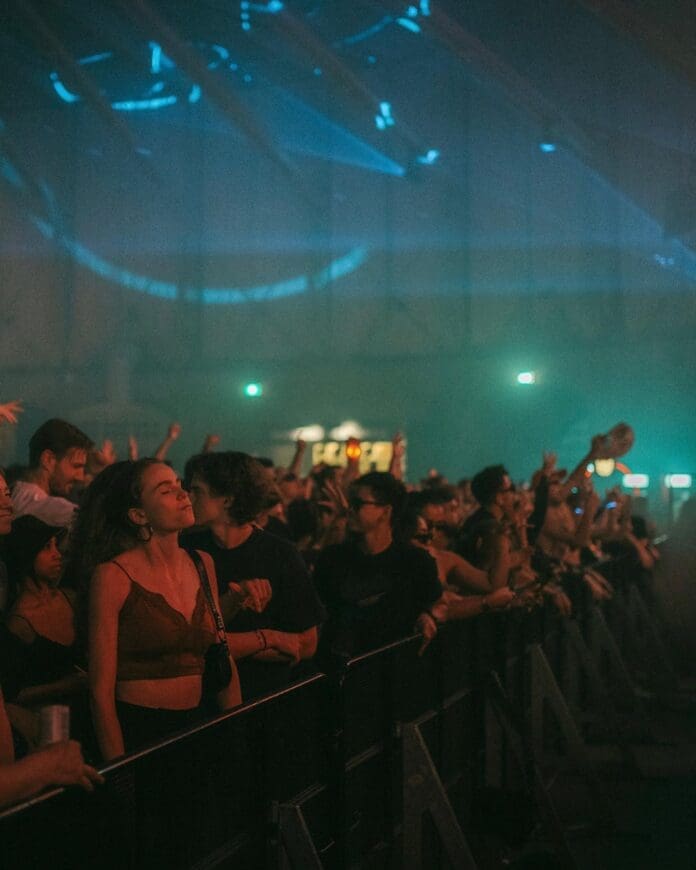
[188, 549, 229, 650]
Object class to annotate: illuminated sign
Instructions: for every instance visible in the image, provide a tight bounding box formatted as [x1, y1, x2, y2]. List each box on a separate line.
[311, 441, 400, 473]
[665, 474, 692, 489]
[622, 474, 649, 489]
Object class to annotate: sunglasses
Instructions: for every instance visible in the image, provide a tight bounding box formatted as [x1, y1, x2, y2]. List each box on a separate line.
[349, 497, 386, 510]
[426, 520, 448, 532]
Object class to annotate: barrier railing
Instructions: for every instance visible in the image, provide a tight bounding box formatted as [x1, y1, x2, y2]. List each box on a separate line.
[0, 580, 674, 869]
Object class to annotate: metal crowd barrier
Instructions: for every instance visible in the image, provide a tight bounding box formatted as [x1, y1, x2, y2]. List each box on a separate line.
[0, 579, 674, 870]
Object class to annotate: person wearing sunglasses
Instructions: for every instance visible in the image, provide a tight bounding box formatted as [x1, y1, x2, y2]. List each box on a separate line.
[314, 472, 442, 660]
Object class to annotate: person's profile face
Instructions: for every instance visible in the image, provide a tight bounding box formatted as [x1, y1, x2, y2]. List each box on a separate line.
[421, 503, 449, 550]
[347, 486, 389, 534]
[49, 448, 87, 496]
[134, 463, 194, 534]
[187, 473, 229, 527]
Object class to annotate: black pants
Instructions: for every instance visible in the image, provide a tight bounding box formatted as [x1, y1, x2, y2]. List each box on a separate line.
[116, 700, 202, 753]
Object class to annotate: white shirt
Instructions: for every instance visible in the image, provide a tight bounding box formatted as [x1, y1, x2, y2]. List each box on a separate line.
[11, 480, 76, 528]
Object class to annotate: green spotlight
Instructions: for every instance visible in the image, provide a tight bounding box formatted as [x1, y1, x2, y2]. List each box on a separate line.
[244, 382, 263, 398]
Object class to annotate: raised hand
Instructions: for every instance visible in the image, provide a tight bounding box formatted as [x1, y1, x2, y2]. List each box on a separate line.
[154, 422, 182, 461]
[127, 435, 139, 461]
[542, 451, 557, 473]
[318, 477, 349, 517]
[91, 439, 117, 469]
[203, 434, 220, 454]
[0, 400, 23, 425]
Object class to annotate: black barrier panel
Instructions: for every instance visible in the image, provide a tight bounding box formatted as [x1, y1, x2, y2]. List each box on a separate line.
[1, 674, 328, 870]
[254, 675, 331, 803]
[1, 580, 668, 870]
[437, 619, 476, 699]
[338, 635, 439, 760]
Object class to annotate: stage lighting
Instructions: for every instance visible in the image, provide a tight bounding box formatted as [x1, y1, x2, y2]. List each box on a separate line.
[594, 458, 615, 477]
[516, 371, 536, 385]
[244, 382, 263, 398]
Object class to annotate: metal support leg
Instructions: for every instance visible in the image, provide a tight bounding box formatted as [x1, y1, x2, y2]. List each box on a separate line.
[402, 721, 479, 870]
[562, 619, 643, 764]
[585, 608, 653, 738]
[273, 802, 323, 870]
[485, 671, 579, 870]
[627, 586, 677, 687]
[528, 644, 614, 827]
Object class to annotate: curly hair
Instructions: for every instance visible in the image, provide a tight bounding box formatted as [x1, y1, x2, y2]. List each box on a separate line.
[65, 459, 160, 592]
[183, 451, 272, 525]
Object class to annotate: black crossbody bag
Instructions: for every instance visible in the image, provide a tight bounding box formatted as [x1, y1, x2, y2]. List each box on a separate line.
[188, 550, 233, 701]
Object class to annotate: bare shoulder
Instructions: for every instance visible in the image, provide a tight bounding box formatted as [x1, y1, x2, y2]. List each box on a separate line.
[90, 560, 132, 607]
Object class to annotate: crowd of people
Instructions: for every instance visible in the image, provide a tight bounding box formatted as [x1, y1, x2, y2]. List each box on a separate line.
[0, 400, 663, 810]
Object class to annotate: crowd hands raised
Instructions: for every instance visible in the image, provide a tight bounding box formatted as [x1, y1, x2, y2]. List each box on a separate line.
[0, 406, 660, 809]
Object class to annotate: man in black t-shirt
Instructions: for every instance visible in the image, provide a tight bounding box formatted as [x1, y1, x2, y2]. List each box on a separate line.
[456, 465, 515, 587]
[184, 452, 325, 700]
[314, 472, 441, 660]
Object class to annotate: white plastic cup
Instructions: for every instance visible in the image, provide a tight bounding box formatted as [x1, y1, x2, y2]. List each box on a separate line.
[39, 705, 70, 746]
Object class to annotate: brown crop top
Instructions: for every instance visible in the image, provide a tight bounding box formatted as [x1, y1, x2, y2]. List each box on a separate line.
[113, 559, 217, 681]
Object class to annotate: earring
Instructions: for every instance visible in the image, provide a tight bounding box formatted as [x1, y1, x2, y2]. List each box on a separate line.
[140, 523, 153, 543]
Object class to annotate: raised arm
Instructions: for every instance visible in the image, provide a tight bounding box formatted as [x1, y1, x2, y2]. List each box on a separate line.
[154, 422, 182, 462]
[388, 432, 405, 481]
[127, 435, 139, 461]
[288, 436, 307, 479]
[202, 433, 221, 454]
[0, 399, 24, 425]
[559, 435, 604, 499]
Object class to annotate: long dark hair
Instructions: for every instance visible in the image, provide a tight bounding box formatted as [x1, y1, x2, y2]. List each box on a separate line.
[65, 458, 160, 592]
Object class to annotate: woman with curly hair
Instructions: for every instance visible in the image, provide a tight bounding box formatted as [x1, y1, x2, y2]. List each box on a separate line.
[72, 459, 240, 761]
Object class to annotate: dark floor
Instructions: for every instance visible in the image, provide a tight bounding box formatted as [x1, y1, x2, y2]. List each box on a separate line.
[549, 696, 696, 870]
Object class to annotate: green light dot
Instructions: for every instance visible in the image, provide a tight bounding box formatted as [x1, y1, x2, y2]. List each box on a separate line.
[244, 382, 262, 398]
